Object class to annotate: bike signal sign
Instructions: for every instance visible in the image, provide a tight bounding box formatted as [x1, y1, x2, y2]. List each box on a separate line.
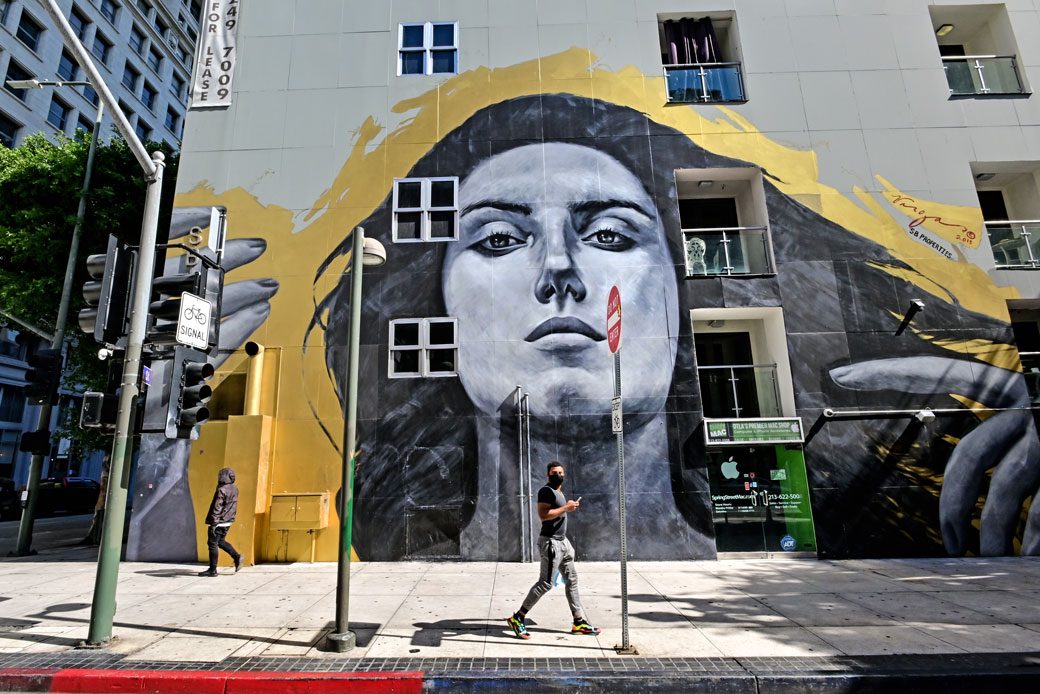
[176, 292, 211, 350]
[607, 285, 622, 354]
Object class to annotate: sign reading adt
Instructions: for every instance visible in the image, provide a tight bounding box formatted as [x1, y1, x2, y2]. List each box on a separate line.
[176, 292, 211, 350]
[607, 285, 621, 354]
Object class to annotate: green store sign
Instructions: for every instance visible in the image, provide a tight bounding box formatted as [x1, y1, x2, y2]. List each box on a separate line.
[705, 418, 804, 446]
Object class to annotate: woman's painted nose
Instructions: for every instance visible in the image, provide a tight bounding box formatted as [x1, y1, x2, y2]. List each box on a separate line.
[535, 214, 587, 304]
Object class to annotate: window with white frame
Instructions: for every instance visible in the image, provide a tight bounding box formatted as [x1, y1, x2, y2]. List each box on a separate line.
[398, 21, 458, 76]
[393, 177, 458, 242]
[389, 318, 458, 378]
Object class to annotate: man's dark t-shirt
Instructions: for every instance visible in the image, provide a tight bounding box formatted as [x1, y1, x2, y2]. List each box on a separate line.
[538, 485, 567, 539]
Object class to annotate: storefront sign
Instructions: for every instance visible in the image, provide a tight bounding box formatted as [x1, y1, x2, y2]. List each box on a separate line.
[704, 418, 804, 446]
[191, 0, 239, 108]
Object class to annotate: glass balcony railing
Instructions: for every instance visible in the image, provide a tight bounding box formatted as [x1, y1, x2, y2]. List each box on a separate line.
[942, 55, 1025, 96]
[985, 220, 1040, 269]
[664, 62, 746, 103]
[697, 364, 781, 419]
[684, 226, 773, 277]
[1020, 351, 1040, 403]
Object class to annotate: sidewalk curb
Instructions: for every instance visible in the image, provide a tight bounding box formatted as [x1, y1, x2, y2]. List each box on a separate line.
[0, 668, 424, 693]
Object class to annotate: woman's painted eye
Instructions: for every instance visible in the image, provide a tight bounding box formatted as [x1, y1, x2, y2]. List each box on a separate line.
[472, 223, 528, 255]
[582, 225, 635, 251]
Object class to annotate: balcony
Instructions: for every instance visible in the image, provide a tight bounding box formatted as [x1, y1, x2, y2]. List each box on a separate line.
[1020, 351, 1040, 403]
[684, 227, 772, 276]
[986, 220, 1040, 269]
[664, 63, 745, 103]
[942, 55, 1025, 96]
[698, 364, 781, 419]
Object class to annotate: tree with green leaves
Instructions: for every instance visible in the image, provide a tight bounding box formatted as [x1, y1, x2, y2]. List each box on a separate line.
[0, 130, 179, 543]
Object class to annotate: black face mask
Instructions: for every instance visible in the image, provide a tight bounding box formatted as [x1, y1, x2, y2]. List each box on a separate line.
[548, 473, 564, 488]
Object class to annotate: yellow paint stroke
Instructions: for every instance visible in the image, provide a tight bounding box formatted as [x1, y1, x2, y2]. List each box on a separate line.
[885, 314, 1023, 371]
[950, 394, 999, 422]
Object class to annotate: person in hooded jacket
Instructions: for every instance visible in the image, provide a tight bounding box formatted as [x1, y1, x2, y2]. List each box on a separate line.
[199, 467, 243, 576]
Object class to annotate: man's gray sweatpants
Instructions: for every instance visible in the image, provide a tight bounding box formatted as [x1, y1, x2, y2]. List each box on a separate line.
[520, 536, 584, 617]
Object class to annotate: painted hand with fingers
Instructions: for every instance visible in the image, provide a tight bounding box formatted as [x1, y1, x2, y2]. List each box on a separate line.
[830, 356, 1040, 556]
[126, 209, 278, 561]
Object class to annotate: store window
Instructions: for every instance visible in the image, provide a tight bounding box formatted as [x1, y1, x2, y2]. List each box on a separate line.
[389, 318, 458, 378]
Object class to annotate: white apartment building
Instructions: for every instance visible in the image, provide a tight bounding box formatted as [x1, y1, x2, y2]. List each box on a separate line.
[0, 0, 200, 149]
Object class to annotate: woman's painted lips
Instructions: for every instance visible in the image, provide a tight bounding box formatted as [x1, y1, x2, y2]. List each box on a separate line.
[525, 317, 606, 342]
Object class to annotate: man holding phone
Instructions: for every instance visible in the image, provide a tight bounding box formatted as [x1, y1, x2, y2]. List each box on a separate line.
[507, 462, 601, 639]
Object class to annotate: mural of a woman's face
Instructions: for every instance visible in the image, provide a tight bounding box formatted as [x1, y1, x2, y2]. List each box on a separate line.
[442, 142, 680, 419]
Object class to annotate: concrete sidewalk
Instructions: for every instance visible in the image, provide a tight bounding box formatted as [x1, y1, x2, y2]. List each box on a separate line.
[2, 555, 1040, 661]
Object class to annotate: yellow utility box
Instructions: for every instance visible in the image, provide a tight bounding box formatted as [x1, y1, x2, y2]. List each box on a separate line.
[269, 492, 330, 530]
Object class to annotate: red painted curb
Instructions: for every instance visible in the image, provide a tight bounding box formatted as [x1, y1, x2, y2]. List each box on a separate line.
[0, 668, 424, 694]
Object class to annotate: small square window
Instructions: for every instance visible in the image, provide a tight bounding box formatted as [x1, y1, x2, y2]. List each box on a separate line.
[47, 97, 70, 131]
[392, 177, 458, 242]
[100, 0, 119, 24]
[16, 12, 43, 52]
[4, 61, 30, 101]
[398, 22, 458, 76]
[389, 318, 458, 378]
[69, 7, 90, 39]
[58, 51, 79, 81]
[122, 63, 140, 90]
[0, 112, 20, 148]
[129, 26, 145, 54]
[92, 34, 112, 64]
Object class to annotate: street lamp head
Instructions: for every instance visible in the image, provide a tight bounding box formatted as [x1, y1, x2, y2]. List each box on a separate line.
[361, 236, 387, 267]
[6, 79, 42, 90]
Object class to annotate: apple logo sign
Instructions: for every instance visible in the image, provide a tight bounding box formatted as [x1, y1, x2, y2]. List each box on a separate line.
[721, 457, 739, 480]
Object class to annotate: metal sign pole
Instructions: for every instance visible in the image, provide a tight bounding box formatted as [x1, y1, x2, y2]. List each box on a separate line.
[614, 349, 631, 652]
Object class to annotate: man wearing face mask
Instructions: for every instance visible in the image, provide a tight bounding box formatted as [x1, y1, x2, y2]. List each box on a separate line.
[507, 462, 601, 639]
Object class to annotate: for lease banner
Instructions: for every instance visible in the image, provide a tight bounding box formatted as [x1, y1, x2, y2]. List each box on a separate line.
[191, 0, 239, 108]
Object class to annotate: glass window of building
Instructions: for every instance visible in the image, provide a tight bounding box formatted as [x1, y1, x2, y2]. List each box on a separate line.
[76, 116, 93, 135]
[189, 0, 200, 19]
[398, 21, 458, 76]
[392, 177, 458, 241]
[134, 120, 151, 142]
[0, 111, 19, 148]
[47, 96, 70, 131]
[0, 0, 10, 25]
[0, 386, 26, 423]
[16, 12, 43, 52]
[57, 50, 79, 81]
[147, 46, 162, 73]
[930, 5, 1029, 97]
[69, 6, 90, 39]
[658, 13, 746, 104]
[154, 16, 167, 37]
[141, 83, 156, 110]
[122, 62, 140, 90]
[4, 61, 31, 101]
[119, 100, 134, 121]
[129, 25, 145, 54]
[171, 73, 185, 97]
[389, 318, 458, 378]
[164, 107, 179, 132]
[99, 0, 119, 24]
[91, 33, 112, 65]
[83, 84, 99, 105]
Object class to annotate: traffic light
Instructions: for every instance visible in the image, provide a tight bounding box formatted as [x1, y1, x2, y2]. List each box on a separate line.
[79, 235, 134, 345]
[23, 347, 62, 406]
[19, 430, 51, 456]
[165, 346, 214, 439]
[80, 392, 118, 432]
[147, 257, 222, 352]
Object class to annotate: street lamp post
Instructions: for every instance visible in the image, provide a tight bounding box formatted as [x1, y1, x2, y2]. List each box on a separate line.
[326, 226, 386, 653]
[6, 78, 101, 557]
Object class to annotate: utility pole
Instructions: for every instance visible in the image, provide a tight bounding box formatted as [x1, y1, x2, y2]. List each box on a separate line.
[39, 0, 162, 645]
[10, 98, 104, 556]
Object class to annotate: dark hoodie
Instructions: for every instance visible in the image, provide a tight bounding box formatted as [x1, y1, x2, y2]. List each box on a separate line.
[205, 468, 238, 526]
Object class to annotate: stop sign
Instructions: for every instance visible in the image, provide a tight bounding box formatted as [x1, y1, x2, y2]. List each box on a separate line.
[607, 285, 621, 354]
